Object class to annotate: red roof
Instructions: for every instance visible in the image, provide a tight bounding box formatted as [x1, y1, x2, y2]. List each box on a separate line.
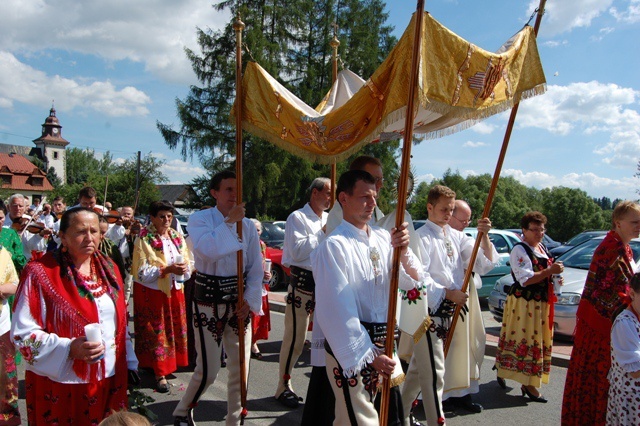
[0, 153, 54, 191]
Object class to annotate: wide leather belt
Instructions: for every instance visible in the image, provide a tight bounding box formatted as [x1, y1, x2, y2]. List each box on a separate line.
[194, 271, 246, 304]
[290, 265, 315, 291]
[430, 298, 456, 318]
[325, 321, 399, 354]
[361, 321, 399, 347]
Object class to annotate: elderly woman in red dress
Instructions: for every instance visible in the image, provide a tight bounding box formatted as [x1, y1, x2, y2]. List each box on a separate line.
[562, 200, 640, 425]
[11, 207, 138, 424]
[132, 200, 191, 393]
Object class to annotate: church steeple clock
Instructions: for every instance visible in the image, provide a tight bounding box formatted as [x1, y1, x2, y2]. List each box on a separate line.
[32, 104, 69, 184]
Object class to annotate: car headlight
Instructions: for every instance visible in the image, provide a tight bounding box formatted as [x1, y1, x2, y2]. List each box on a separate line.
[556, 293, 581, 305]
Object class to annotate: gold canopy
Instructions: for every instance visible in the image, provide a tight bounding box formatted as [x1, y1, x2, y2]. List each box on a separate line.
[232, 12, 546, 163]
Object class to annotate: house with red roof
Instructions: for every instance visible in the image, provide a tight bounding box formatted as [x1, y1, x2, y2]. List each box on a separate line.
[0, 152, 54, 204]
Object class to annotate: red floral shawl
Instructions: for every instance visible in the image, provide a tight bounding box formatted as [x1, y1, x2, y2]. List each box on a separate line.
[14, 251, 128, 382]
[576, 230, 634, 337]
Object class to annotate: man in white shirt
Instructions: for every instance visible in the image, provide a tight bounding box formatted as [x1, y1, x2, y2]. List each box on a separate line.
[76, 187, 125, 245]
[401, 186, 498, 426]
[313, 170, 423, 425]
[173, 171, 263, 426]
[275, 177, 331, 408]
[4, 194, 47, 260]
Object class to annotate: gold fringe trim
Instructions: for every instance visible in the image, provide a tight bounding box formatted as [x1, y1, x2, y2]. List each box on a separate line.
[236, 81, 545, 165]
[412, 316, 432, 344]
[389, 372, 406, 388]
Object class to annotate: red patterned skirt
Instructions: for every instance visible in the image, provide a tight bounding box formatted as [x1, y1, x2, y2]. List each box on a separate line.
[0, 331, 20, 426]
[252, 288, 271, 343]
[133, 283, 188, 376]
[562, 317, 610, 425]
[25, 370, 127, 424]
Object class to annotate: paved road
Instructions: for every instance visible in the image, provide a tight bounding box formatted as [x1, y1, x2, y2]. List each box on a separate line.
[15, 309, 567, 425]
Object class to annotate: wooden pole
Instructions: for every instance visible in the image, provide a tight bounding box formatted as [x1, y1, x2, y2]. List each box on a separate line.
[233, 14, 248, 424]
[379, 1, 425, 424]
[444, 0, 547, 359]
[329, 33, 340, 208]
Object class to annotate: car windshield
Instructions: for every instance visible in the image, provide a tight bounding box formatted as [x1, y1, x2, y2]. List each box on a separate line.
[559, 238, 640, 269]
[565, 232, 603, 246]
[262, 222, 285, 239]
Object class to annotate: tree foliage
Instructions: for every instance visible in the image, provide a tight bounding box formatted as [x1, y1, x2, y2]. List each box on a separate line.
[408, 170, 609, 242]
[158, 0, 399, 219]
[51, 149, 166, 214]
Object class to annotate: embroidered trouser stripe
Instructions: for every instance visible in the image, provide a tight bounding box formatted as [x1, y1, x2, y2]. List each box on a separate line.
[275, 285, 313, 397]
[401, 324, 446, 426]
[325, 350, 379, 425]
[173, 302, 251, 425]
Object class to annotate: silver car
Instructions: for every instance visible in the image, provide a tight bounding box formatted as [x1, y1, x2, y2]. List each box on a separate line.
[488, 235, 640, 339]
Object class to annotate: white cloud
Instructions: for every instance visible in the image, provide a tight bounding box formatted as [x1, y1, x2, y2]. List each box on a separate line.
[0, 51, 151, 116]
[517, 81, 640, 167]
[542, 40, 569, 48]
[503, 168, 638, 199]
[590, 26, 616, 41]
[161, 159, 207, 184]
[610, 0, 640, 23]
[470, 122, 495, 134]
[462, 141, 488, 148]
[0, 0, 230, 85]
[528, 0, 615, 36]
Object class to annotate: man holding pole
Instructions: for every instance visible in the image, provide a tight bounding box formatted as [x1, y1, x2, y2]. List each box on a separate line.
[275, 177, 331, 408]
[173, 171, 263, 426]
[313, 170, 423, 425]
[401, 185, 497, 426]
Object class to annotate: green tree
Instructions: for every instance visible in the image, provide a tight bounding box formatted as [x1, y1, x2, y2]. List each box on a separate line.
[540, 187, 607, 241]
[51, 150, 166, 214]
[157, 0, 399, 219]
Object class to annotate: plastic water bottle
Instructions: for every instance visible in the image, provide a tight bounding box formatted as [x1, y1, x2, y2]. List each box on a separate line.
[175, 254, 185, 283]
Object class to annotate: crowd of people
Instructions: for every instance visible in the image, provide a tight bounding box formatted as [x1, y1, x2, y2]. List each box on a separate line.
[0, 157, 639, 426]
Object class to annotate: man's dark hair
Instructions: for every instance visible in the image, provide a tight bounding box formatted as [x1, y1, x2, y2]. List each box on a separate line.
[149, 200, 175, 217]
[78, 186, 97, 200]
[336, 170, 376, 202]
[209, 171, 236, 192]
[349, 155, 382, 171]
[53, 196, 65, 203]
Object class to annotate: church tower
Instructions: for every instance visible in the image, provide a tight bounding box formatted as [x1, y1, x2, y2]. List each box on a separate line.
[32, 105, 69, 184]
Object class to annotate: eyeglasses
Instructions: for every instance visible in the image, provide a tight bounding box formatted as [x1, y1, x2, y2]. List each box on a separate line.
[452, 216, 470, 225]
[373, 177, 384, 184]
[526, 227, 546, 233]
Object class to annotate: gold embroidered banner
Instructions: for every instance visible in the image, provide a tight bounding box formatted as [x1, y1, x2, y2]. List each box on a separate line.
[233, 12, 546, 164]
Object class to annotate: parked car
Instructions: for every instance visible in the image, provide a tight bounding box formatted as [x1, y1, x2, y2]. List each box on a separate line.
[413, 220, 426, 230]
[488, 236, 640, 339]
[261, 221, 286, 248]
[265, 246, 291, 290]
[549, 230, 608, 257]
[462, 228, 522, 298]
[174, 214, 190, 237]
[505, 228, 562, 251]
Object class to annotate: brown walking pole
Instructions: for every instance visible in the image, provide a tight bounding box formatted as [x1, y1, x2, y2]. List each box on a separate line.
[444, 0, 548, 359]
[233, 14, 249, 424]
[379, 1, 425, 424]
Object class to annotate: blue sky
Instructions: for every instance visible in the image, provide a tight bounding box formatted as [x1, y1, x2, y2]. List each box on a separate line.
[0, 0, 638, 201]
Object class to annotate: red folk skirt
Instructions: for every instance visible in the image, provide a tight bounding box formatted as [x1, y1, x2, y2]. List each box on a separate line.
[0, 331, 20, 426]
[251, 286, 271, 343]
[133, 283, 188, 376]
[25, 370, 127, 425]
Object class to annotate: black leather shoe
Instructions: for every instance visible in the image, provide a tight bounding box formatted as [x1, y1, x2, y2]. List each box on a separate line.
[409, 413, 424, 426]
[442, 399, 456, 412]
[455, 395, 483, 413]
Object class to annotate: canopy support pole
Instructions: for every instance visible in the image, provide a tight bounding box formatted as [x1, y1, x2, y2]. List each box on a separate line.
[379, 1, 425, 424]
[329, 33, 340, 207]
[444, 0, 547, 359]
[233, 15, 249, 424]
